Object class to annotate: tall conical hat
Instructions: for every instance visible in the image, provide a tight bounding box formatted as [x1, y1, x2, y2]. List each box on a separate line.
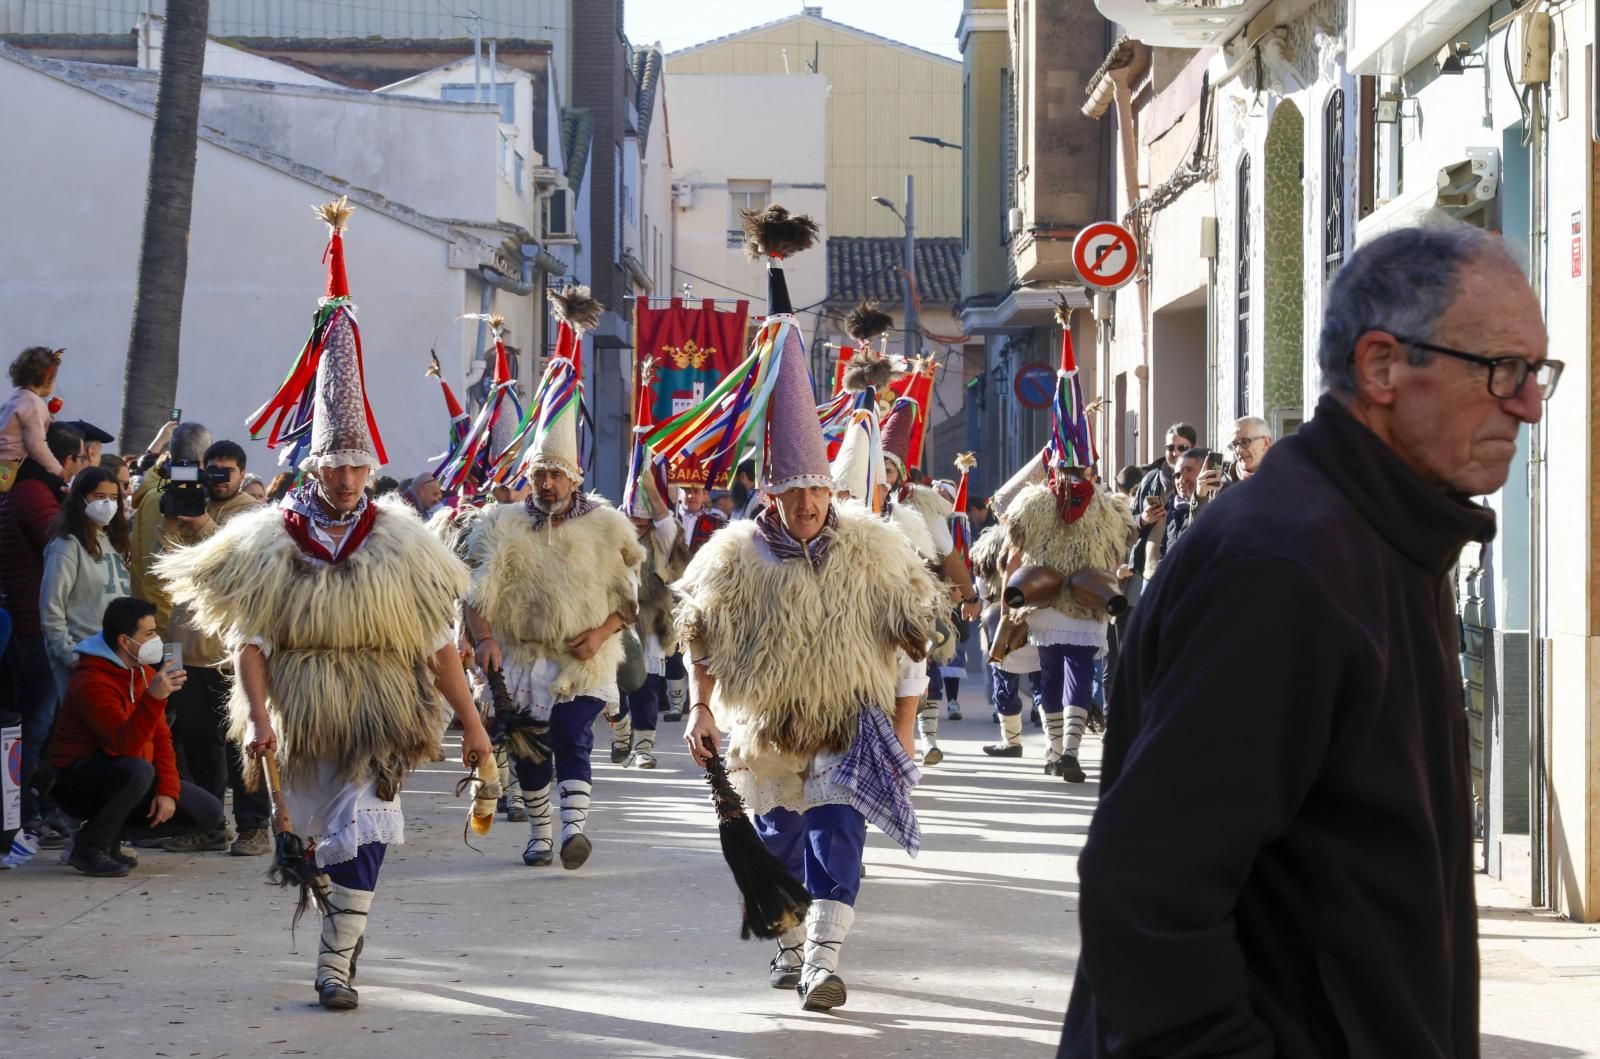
[829, 388, 885, 506]
[484, 317, 519, 461]
[880, 395, 920, 476]
[1046, 301, 1096, 469]
[506, 287, 598, 483]
[646, 204, 826, 494]
[425, 351, 470, 463]
[247, 197, 387, 470]
[621, 427, 671, 519]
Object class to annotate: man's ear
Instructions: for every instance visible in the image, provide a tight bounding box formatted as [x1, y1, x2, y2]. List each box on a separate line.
[1351, 331, 1402, 407]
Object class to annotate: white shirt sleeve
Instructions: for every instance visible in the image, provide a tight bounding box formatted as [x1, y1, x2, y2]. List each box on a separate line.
[895, 650, 930, 698]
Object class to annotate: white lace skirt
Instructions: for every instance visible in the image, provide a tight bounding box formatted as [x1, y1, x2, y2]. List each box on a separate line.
[285, 758, 405, 868]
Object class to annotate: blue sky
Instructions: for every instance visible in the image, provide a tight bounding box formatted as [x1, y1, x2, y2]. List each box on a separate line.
[624, 0, 965, 59]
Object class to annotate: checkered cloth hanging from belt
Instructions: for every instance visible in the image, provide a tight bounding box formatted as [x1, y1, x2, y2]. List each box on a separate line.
[833, 705, 922, 856]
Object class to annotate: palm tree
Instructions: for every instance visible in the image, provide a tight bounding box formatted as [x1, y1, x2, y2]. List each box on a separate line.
[119, 2, 211, 451]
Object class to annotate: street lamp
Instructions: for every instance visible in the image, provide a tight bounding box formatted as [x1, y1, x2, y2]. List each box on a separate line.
[871, 177, 919, 358]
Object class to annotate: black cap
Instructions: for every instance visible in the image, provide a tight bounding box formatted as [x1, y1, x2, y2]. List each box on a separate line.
[63, 420, 114, 444]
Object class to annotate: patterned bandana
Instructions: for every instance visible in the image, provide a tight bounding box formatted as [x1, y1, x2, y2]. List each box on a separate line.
[754, 501, 837, 570]
[283, 481, 369, 529]
[523, 488, 598, 530]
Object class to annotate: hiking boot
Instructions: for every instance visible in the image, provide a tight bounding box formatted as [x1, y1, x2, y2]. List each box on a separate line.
[560, 833, 593, 870]
[106, 842, 139, 869]
[1059, 754, 1087, 783]
[68, 845, 129, 878]
[160, 830, 229, 853]
[982, 743, 1022, 757]
[230, 829, 271, 857]
[946, 703, 963, 721]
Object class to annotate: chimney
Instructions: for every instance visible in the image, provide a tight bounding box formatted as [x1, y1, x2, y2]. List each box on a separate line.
[803, 6, 823, 17]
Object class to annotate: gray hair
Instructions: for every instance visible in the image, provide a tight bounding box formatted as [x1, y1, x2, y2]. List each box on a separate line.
[170, 421, 212, 462]
[1233, 415, 1270, 437]
[1317, 217, 1524, 394]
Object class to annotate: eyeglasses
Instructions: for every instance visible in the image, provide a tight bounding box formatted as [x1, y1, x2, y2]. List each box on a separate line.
[1165, 442, 1192, 453]
[1228, 436, 1267, 451]
[1388, 334, 1565, 401]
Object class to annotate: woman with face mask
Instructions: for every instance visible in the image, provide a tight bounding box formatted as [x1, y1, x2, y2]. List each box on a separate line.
[40, 466, 133, 696]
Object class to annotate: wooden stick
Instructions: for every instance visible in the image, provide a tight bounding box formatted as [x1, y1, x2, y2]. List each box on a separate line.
[262, 753, 294, 836]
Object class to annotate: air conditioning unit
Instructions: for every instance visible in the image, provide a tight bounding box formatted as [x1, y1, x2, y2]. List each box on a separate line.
[672, 183, 695, 209]
[543, 185, 576, 243]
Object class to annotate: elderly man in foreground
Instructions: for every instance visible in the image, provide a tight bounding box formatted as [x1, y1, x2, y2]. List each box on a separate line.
[1061, 219, 1558, 1056]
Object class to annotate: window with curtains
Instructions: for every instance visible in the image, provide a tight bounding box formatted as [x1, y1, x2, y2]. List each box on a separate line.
[1235, 153, 1252, 418]
[1324, 89, 1346, 281]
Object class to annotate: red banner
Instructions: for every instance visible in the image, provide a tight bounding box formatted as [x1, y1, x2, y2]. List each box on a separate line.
[634, 296, 749, 430]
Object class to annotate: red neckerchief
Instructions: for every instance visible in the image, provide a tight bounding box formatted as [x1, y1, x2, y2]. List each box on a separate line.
[282, 501, 379, 563]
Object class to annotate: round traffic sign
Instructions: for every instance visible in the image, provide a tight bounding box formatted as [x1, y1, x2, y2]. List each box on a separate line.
[1014, 362, 1055, 409]
[1072, 221, 1139, 290]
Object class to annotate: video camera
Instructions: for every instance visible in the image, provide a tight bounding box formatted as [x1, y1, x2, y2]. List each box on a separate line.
[159, 459, 230, 518]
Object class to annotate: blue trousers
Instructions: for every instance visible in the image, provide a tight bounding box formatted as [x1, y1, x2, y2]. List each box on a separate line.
[618, 673, 663, 731]
[664, 651, 686, 680]
[1037, 643, 1098, 712]
[754, 804, 867, 906]
[512, 695, 604, 790]
[325, 841, 387, 890]
[992, 668, 1047, 716]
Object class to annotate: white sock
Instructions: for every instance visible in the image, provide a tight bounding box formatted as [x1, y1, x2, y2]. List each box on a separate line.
[634, 729, 656, 755]
[557, 779, 592, 842]
[1000, 713, 1023, 747]
[802, 899, 855, 983]
[918, 699, 939, 747]
[1044, 710, 1065, 757]
[665, 677, 689, 712]
[774, 924, 804, 972]
[522, 783, 552, 854]
[316, 882, 373, 989]
[1064, 706, 1090, 756]
[609, 710, 633, 746]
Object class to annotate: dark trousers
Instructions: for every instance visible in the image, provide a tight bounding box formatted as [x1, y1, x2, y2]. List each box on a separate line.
[325, 841, 387, 890]
[663, 651, 686, 680]
[619, 673, 663, 731]
[1037, 643, 1098, 712]
[53, 751, 225, 849]
[993, 669, 1047, 716]
[755, 804, 868, 906]
[512, 696, 605, 790]
[168, 665, 269, 831]
[6, 634, 59, 822]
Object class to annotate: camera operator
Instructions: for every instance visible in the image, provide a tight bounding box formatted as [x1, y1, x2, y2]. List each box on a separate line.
[150, 439, 265, 855]
[129, 421, 210, 604]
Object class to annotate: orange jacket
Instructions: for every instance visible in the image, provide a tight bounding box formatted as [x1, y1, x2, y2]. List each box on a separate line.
[47, 636, 179, 800]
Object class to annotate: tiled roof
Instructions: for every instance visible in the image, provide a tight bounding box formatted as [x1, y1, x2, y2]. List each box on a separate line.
[827, 236, 963, 306]
[560, 106, 593, 193]
[632, 46, 663, 144]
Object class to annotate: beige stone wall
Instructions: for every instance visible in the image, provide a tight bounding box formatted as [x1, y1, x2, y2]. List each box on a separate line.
[666, 18, 962, 239]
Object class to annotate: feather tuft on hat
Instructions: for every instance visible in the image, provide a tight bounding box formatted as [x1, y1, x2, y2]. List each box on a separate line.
[841, 349, 895, 395]
[846, 300, 894, 342]
[741, 205, 820, 261]
[547, 285, 604, 335]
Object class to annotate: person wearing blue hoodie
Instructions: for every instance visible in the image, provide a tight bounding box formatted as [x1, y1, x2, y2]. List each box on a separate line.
[46, 597, 223, 877]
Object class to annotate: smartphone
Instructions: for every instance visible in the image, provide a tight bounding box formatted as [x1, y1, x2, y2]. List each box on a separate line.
[162, 641, 184, 672]
[1202, 450, 1225, 473]
[169, 407, 182, 422]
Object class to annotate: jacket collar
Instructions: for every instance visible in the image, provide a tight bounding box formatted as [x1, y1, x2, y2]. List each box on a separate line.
[1296, 394, 1497, 575]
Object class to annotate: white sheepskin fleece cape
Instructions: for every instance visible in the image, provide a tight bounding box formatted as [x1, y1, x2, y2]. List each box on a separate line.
[1003, 483, 1135, 621]
[154, 498, 468, 796]
[464, 496, 645, 698]
[674, 504, 941, 758]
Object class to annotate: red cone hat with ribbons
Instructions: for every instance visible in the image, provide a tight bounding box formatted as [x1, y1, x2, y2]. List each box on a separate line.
[247, 197, 386, 470]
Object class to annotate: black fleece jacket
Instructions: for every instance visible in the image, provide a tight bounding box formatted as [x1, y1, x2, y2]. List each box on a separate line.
[1060, 394, 1494, 1058]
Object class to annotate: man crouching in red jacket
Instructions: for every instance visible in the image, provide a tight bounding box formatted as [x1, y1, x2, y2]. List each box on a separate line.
[46, 596, 225, 877]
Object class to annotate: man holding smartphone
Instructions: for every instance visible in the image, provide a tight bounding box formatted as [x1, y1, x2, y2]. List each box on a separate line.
[46, 597, 225, 876]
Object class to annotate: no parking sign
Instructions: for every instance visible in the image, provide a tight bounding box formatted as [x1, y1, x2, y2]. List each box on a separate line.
[1014, 362, 1056, 409]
